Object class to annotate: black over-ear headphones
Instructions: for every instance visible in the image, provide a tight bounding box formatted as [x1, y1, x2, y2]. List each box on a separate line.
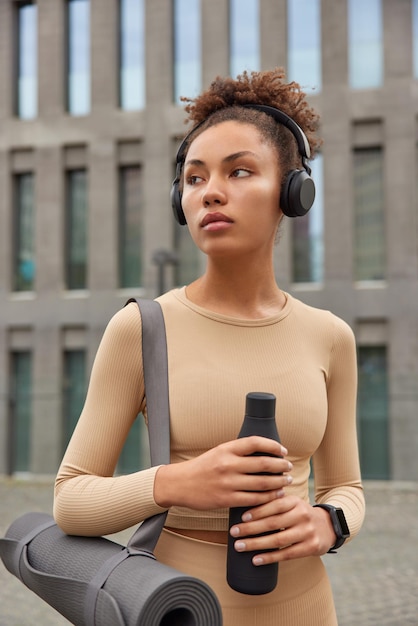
[170, 103, 316, 225]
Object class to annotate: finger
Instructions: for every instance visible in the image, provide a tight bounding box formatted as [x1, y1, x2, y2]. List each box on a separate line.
[232, 436, 288, 458]
[229, 496, 300, 536]
[231, 455, 292, 485]
[237, 455, 292, 476]
[229, 487, 288, 509]
[232, 472, 293, 496]
[252, 536, 320, 565]
[234, 525, 301, 556]
[231, 515, 285, 542]
[238, 493, 297, 522]
[252, 543, 304, 566]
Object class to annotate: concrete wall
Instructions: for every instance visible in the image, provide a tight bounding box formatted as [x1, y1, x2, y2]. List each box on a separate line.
[0, 0, 417, 478]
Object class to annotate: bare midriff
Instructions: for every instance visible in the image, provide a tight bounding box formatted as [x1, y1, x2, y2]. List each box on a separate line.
[166, 527, 228, 544]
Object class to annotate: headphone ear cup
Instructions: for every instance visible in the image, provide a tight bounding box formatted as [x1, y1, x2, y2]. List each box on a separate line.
[280, 170, 316, 218]
[170, 179, 187, 225]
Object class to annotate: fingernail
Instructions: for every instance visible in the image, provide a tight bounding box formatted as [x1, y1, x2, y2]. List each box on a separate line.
[287, 475, 293, 484]
[230, 526, 240, 537]
[235, 541, 246, 552]
[276, 489, 285, 498]
[281, 446, 288, 456]
[287, 462, 293, 471]
[253, 556, 264, 566]
[242, 512, 252, 522]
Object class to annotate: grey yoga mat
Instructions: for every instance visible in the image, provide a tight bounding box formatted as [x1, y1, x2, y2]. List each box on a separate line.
[0, 299, 223, 626]
[1, 511, 222, 626]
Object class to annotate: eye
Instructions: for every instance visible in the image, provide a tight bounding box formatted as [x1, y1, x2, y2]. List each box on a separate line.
[185, 174, 204, 186]
[231, 168, 251, 178]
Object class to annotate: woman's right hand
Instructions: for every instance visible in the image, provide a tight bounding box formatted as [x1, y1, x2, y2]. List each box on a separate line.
[153, 436, 292, 511]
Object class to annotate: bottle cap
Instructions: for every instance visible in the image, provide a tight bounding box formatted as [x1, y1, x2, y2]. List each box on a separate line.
[245, 392, 276, 418]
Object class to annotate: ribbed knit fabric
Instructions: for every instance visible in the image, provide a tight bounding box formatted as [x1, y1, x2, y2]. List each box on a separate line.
[54, 287, 364, 623]
[54, 287, 364, 542]
[155, 528, 338, 626]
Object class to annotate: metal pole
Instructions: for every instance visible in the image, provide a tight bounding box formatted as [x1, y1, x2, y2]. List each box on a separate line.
[152, 249, 179, 296]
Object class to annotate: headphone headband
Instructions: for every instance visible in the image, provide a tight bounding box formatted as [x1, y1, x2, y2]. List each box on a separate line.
[242, 104, 312, 172]
[171, 103, 315, 224]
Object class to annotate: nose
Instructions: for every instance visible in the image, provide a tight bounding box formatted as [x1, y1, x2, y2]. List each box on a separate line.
[203, 195, 222, 207]
[201, 177, 226, 207]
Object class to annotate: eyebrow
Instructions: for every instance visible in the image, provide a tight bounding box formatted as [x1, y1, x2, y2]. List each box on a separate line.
[184, 150, 260, 168]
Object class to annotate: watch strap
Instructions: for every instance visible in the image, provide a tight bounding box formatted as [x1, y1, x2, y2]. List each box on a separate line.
[313, 504, 350, 553]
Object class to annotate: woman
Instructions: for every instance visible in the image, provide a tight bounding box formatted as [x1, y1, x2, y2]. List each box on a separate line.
[54, 69, 365, 625]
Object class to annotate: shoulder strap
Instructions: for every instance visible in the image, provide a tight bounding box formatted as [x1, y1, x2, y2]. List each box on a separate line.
[84, 299, 172, 624]
[135, 298, 170, 467]
[125, 298, 170, 552]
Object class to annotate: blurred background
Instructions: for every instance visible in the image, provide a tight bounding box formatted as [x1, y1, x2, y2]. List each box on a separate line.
[0, 0, 417, 483]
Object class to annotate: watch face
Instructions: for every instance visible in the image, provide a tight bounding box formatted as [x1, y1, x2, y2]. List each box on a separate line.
[336, 509, 350, 537]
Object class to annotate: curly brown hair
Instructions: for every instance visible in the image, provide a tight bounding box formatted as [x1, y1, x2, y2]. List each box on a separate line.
[180, 68, 321, 175]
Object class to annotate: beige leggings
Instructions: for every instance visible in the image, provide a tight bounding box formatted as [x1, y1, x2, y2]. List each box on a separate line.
[155, 528, 338, 626]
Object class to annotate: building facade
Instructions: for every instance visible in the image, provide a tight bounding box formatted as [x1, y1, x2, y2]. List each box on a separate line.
[0, 0, 417, 479]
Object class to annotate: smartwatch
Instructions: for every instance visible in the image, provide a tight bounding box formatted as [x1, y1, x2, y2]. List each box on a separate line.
[313, 504, 350, 553]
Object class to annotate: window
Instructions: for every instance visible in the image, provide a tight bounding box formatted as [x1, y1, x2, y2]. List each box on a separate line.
[119, 0, 145, 109]
[9, 351, 32, 473]
[119, 166, 143, 288]
[13, 173, 35, 292]
[65, 170, 88, 289]
[357, 346, 389, 479]
[348, 0, 383, 89]
[292, 154, 324, 283]
[287, 0, 321, 93]
[62, 350, 86, 450]
[67, 0, 90, 115]
[414, 0, 418, 78]
[16, 1, 37, 119]
[173, 0, 201, 103]
[229, 0, 260, 77]
[353, 148, 385, 281]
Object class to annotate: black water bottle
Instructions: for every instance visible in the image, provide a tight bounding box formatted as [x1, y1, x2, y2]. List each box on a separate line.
[227, 392, 281, 595]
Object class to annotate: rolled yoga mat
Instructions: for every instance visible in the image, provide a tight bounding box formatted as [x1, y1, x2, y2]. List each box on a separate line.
[0, 512, 223, 626]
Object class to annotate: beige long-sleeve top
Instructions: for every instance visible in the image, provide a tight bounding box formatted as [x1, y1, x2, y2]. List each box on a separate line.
[54, 288, 365, 539]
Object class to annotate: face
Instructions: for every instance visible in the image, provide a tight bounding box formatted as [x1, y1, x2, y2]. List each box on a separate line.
[181, 120, 282, 260]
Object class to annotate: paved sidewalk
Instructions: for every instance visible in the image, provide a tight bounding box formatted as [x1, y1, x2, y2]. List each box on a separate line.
[0, 478, 417, 625]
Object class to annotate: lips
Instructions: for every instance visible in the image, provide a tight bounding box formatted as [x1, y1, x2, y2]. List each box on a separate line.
[200, 212, 233, 228]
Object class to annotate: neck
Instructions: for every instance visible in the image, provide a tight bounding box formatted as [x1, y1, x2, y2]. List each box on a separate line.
[186, 257, 285, 319]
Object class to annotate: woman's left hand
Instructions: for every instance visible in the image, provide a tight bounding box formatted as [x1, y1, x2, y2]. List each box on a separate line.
[229, 495, 337, 565]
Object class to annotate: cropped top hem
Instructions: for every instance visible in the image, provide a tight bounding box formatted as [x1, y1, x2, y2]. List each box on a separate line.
[166, 509, 229, 532]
